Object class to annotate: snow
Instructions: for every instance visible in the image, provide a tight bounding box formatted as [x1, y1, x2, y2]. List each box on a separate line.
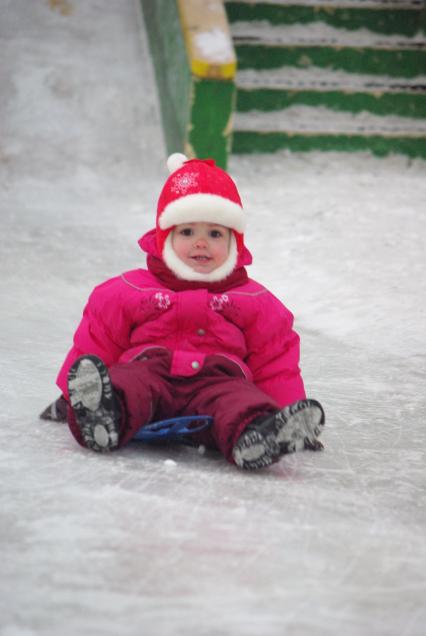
[236, 66, 426, 92]
[195, 27, 235, 63]
[230, 19, 426, 48]
[233, 105, 426, 135]
[226, 0, 423, 11]
[1, 1, 426, 636]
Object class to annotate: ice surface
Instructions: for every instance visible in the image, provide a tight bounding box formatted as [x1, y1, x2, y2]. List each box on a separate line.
[1, 1, 426, 636]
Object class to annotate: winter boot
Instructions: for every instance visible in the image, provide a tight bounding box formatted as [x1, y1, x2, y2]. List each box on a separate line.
[232, 399, 325, 470]
[39, 395, 68, 422]
[67, 355, 121, 452]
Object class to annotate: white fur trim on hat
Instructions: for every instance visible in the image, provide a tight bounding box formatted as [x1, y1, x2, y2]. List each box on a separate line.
[159, 193, 245, 234]
[167, 153, 188, 174]
[163, 232, 238, 282]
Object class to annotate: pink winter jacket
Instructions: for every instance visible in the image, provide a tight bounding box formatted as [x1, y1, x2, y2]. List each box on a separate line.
[57, 233, 306, 408]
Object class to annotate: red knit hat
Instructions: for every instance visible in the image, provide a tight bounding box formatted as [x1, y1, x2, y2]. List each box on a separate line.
[155, 154, 246, 282]
[156, 153, 245, 253]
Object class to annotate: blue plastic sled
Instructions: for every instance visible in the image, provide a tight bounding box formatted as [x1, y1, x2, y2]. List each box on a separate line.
[132, 415, 213, 443]
[39, 397, 213, 445]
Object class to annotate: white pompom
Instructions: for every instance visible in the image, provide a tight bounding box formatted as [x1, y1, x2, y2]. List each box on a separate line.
[167, 152, 188, 174]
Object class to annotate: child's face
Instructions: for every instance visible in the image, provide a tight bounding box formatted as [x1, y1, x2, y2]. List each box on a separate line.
[171, 222, 231, 274]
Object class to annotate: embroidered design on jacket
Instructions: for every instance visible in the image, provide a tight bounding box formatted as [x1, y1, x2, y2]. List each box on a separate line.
[140, 292, 172, 316]
[154, 292, 171, 310]
[210, 294, 229, 312]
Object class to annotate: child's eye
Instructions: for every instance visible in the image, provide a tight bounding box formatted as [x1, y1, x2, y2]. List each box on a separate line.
[180, 228, 193, 237]
[210, 229, 223, 239]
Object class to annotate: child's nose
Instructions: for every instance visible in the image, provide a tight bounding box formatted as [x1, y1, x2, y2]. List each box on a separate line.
[194, 235, 208, 248]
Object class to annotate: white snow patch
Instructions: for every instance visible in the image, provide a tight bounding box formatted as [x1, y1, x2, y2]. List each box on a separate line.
[234, 105, 426, 136]
[236, 66, 426, 93]
[231, 20, 426, 49]
[195, 28, 234, 62]
[227, 0, 422, 7]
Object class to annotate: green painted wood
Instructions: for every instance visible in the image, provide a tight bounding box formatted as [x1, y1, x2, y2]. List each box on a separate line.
[141, 0, 426, 160]
[140, 0, 191, 155]
[226, 2, 426, 37]
[235, 43, 426, 78]
[140, 0, 235, 168]
[233, 130, 426, 158]
[189, 78, 236, 168]
[237, 87, 426, 119]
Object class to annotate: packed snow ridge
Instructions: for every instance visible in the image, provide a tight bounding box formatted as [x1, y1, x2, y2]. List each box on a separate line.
[234, 106, 426, 136]
[230, 20, 426, 49]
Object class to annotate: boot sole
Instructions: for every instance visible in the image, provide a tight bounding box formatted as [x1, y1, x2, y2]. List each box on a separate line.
[67, 355, 120, 452]
[233, 399, 325, 470]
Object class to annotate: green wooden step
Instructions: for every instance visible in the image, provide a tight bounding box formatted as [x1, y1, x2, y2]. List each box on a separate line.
[232, 18, 426, 77]
[235, 42, 426, 78]
[237, 87, 426, 119]
[225, 0, 426, 37]
[226, 0, 424, 7]
[232, 103, 426, 158]
[232, 130, 426, 158]
[228, 1, 426, 158]
[236, 66, 426, 118]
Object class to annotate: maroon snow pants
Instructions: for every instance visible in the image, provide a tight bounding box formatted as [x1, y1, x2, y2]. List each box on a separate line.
[68, 348, 279, 463]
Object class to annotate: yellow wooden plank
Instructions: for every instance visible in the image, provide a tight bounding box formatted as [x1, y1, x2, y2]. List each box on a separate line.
[177, 0, 237, 80]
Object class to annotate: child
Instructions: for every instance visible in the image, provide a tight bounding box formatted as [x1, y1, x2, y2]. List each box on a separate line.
[53, 154, 325, 470]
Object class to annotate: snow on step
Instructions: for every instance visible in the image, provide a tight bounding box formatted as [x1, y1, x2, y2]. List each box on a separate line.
[231, 21, 426, 50]
[226, 0, 423, 9]
[233, 105, 426, 137]
[236, 67, 426, 94]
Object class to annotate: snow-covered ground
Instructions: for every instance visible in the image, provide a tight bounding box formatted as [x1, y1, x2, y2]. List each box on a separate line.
[1, 1, 425, 635]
